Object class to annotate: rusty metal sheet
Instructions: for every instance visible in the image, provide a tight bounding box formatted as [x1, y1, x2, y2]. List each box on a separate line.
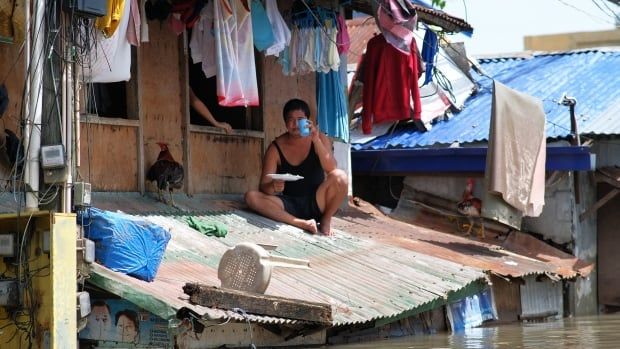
[86, 193, 487, 327]
[338, 203, 591, 279]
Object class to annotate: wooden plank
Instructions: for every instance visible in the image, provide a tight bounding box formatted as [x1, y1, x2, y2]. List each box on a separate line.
[595, 170, 620, 188]
[189, 125, 265, 139]
[80, 114, 140, 127]
[180, 32, 191, 195]
[580, 188, 620, 222]
[183, 283, 332, 325]
[599, 166, 620, 182]
[136, 46, 145, 194]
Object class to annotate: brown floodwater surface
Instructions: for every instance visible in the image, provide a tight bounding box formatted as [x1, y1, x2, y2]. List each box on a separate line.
[327, 314, 620, 349]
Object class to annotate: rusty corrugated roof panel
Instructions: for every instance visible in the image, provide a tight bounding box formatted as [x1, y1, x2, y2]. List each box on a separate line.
[349, 0, 473, 34]
[87, 192, 590, 328]
[349, 200, 591, 279]
[346, 16, 380, 65]
[86, 198, 487, 327]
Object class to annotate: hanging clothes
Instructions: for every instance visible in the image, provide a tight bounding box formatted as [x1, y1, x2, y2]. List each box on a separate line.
[375, 0, 417, 54]
[250, 0, 274, 51]
[214, 0, 259, 106]
[282, 7, 340, 76]
[361, 34, 421, 134]
[264, 0, 290, 57]
[86, 0, 132, 82]
[421, 27, 438, 85]
[127, 0, 141, 46]
[316, 70, 349, 142]
[140, 0, 149, 42]
[96, 0, 126, 37]
[190, 1, 216, 78]
[486, 81, 546, 217]
[336, 13, 350, 55]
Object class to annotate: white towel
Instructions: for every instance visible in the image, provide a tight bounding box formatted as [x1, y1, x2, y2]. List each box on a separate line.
[486, 81, 546, 217]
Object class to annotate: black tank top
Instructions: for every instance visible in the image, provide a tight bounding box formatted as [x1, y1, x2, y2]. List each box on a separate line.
[273, 141, 325, 197]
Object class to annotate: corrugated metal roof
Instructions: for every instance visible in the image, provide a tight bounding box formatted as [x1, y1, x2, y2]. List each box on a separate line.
[353, 49, 620, 150]
[85, 193, 591, 328]
[349, 0, 473, 34]
[341, 202, 591, 280]
[346, 16, 380, 65]
[87, 207, 486, 327]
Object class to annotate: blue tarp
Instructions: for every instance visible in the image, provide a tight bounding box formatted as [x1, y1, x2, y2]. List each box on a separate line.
[78, 208, 171, 282]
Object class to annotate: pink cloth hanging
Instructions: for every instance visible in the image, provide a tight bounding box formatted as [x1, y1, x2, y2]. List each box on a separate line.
[336, 13, 350, 55]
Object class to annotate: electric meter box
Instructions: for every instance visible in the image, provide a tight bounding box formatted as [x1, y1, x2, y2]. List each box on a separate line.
[41, 145, 65, 169]
[63, 0, 107, 18]
[74, 182, 92, 207]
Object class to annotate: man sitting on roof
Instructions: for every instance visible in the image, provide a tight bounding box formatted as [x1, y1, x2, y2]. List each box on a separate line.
[245, 99, 348, 235]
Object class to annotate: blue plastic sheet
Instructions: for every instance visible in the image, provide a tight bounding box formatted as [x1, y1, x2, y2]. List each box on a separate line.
[78, 208, 171, 282]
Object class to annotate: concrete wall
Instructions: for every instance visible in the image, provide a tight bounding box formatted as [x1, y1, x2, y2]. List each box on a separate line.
[524, 29, 620, 51]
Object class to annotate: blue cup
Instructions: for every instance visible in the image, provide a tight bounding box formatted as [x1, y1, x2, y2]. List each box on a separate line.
[298, 118, 310, 137]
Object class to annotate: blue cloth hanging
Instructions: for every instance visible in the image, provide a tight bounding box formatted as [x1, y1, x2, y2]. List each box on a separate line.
[421, 28, 438, 85]
[251, 0, 275, 51]
[316, 70, 349, 142]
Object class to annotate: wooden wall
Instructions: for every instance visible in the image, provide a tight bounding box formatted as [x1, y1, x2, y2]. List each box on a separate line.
[189, 133, 262, 193]
[75, 0, 318, 195]
[0, 42, 25, 180]
[140, 24, 185, 192]
[78, 123, 138, 191]
[597, 182, 620, 308]
[260, 51, 316, 152]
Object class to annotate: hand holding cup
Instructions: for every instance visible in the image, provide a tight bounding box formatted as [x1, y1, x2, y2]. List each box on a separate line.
[297, 118, 311, 137]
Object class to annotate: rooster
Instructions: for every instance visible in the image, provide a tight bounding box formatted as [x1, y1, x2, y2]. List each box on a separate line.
[456, 178, 484, 238]
[146, 142, 184, 207]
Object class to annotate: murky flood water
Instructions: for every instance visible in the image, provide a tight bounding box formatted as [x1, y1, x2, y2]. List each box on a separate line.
[328, 314, 620, 349]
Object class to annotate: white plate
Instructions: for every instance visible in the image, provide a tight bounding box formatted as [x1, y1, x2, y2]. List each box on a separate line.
[267, 173, 304, 182]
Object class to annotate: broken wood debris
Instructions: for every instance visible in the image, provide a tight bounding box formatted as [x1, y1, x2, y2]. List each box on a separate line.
[183, 283, 333, 325]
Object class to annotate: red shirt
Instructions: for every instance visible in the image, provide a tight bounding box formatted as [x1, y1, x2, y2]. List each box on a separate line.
[362, 34, 421, 134]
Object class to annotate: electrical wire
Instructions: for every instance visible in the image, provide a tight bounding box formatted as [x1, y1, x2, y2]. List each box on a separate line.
[592, 0, 620, 22]
[556, 0, 616, 25]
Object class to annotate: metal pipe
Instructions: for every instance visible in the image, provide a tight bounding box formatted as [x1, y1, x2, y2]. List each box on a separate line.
[63, 37, 73, 214]
[25, 0, 45, 211]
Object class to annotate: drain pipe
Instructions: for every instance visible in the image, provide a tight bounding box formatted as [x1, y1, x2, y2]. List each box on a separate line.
[561, 95, 579, 146]
[561, 94, 580, 204]
[24, 0, 45, 211]
[61, 41, 73, 213]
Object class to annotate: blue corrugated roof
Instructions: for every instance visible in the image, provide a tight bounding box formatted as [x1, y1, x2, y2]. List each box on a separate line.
[353, 49, 620, 150]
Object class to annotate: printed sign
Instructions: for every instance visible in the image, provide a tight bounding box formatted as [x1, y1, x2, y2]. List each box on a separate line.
[447, 288, 497, 332]
[79, 299, 170, 346]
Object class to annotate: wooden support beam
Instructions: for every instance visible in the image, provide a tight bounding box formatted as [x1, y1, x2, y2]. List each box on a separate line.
[183, 283, 332, 325]
[580, 188, 620, 222]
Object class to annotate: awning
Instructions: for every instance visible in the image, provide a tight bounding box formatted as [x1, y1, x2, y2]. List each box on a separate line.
[352, 146, 595, 175]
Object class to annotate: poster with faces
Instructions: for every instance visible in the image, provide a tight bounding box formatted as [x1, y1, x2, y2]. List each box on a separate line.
[79, 299, 170, 346]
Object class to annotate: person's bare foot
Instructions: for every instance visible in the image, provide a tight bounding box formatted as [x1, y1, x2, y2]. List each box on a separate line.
[294, 219, 318, 234]
[319, 217, 332, 236]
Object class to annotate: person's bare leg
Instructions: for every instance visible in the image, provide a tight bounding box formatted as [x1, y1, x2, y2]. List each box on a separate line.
[244, 191, 318, 234]
[316, 169, 348, 235]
